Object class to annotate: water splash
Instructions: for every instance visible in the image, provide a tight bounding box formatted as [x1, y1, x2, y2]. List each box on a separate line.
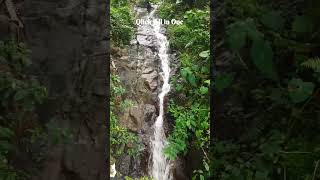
[110, 163, 117, 178]
[148, 5, 172, 180]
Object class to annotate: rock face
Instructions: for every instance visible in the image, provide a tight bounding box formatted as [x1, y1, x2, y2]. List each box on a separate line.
[110, 7, 165, 179]
[0, 0, 108, 179]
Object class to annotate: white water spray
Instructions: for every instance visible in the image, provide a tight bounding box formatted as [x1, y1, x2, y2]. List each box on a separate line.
[149, 5, 172, 180]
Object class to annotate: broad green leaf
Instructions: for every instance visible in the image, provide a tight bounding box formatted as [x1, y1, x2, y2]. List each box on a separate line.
[199, 50, 209, 58]
[250, 39, 277, 80]
[246, 20, 264, 42]
[0, 127, 13, 138]
[204, 161, 209, 171]
[199, 86, 208, 95]
[14, 90, 28, 101]
[180, 67, 191, 79]
[292, 15, 313, 33]
[261, 11, 284, 31]
[288, 78, 315, 103]
[187, 73, 197, 87]
[215, 72, 234, 93]
[227, 22, 247, 51]
[201, 66, 209, 73]
[200, 175, 204, 180]
[176, 84, 183, 91]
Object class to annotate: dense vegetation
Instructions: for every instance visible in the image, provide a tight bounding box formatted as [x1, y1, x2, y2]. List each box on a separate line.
[110, 0, 142, 178]
[213, 0, 320, 179]
[0, 40, 73, 180]
[0, 40, 47, 180]
[157, 0, 211, 179]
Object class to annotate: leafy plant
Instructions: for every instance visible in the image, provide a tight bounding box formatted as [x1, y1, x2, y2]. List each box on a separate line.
[158, 1, 210, 178]
[214, 0, 320, 179]
[0, 40, 48, 180]
[288, 78, 315, 104]
[110, 74, 140, 164]
[111, 3, 135, 47]
[301, 57, 320, 72]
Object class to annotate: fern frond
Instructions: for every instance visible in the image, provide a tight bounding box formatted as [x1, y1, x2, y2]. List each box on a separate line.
[301, 57, 320, 72]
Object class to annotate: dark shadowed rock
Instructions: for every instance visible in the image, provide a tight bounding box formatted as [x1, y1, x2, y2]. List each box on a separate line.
[0, 0, 109, 179]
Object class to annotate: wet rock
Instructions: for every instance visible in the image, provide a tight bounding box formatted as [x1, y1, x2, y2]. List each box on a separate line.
[116, 154, 131, 177]
[144, 104, 156, 122]
[172, 157, 188, 180]
[141, 70, 158, 91]
[119, 105, 144, 132]
[130, 105, 143, 126]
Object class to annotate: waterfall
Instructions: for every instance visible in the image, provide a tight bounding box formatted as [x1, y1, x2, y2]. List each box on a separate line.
[149, 5, 172, 180]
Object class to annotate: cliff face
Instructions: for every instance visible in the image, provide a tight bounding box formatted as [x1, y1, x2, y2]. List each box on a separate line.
[110, 7, 160, 178]
[1, 0, 108, 179]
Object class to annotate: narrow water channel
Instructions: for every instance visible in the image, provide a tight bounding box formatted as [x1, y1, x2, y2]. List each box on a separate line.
[148, 5, 172, 180]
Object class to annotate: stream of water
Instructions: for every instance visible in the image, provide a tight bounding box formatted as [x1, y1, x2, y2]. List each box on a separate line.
[149, 5, 172, 180]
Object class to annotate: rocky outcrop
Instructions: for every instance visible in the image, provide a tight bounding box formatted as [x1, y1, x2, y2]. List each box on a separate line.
[110, 7, 167, 179]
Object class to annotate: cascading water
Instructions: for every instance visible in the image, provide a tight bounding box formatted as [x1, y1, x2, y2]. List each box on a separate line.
[148, 5, 172, 180]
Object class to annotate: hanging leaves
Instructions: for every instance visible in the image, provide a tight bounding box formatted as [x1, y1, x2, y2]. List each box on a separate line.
[226, 22, 247, 51]
[260, 11, 284, 31]
[180, 67, 197, 87]
[288, 78, 315, 103]
[188, 73, 197, 86]
[250, 39, 278, 80]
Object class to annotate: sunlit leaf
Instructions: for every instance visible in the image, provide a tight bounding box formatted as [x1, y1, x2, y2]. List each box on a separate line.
[199, 86, 208, 95]
[199, 50, 209, 58]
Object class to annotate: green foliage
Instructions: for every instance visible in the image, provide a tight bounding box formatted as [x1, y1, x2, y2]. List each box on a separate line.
[45, 120, 73, 145]
[227, 19, 278, 80]
[0, 127, 19, 180]
[0, 40, 48, 180]
[164, 103, 209, 160]
[158, 2, 175, 19]
[301, 57, 320, 72]
[110, 74, 140, 158]
[111, 2, 135, 47]
[260, 11, 284, 31]
[288, 78, 315, 104]
[250, 39, 277, 80]
[158, 1, 210, 178]
[215, 0, 320, 179]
